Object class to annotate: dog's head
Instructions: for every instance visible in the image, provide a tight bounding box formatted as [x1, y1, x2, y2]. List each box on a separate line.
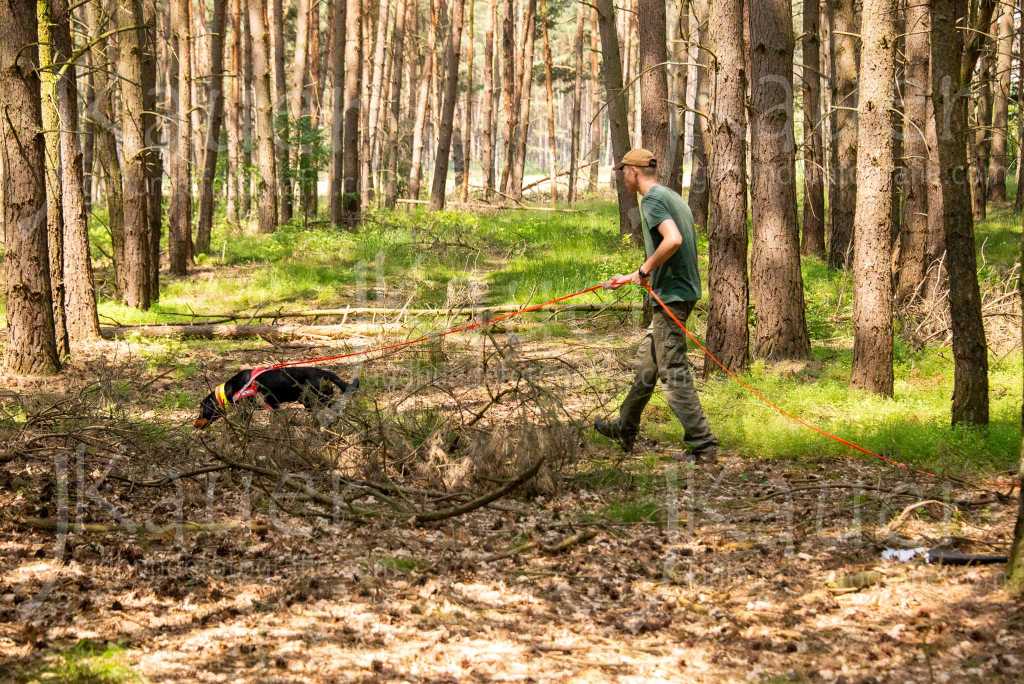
[194, 383, 229, 429]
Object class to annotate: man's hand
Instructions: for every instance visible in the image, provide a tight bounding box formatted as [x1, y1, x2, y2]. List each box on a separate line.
[604, 271, 644, 290]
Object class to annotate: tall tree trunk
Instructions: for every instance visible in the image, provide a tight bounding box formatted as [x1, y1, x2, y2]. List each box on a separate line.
[342, 0, 363, 225]
[540, 0, 557, 204]
[408, 1, 435, 200]
[588, 9, 601, 194]
[119, 0, 152, 308]
[226, 0, 243, 224]
[304, 0, 322, 215]
[249, 0, 279, 233]
[430, 0, 467, 209]
[637, 0, 670, 186]
[897, 0, 930, 303]
[567, 5, 584, 203]
[1017, 3, 1024, 212]
[384, 0, 407, 207]
[82, 48, 95, 221]
[291, 0, 312, 219]
[595, 0, 640, 239]
[1, 0, 60, 375]
[241, 5, 254, 216]
[196, 0, 228, 254]
[480, 0, 497, 200]
[499, 0, 517, 194]
[930, 0, 992, 425]
[972, 49, 992, 219]
[330, 0, 346, 224]
[170, 0, 194, 273]
[358, 2, 373, 205]
[667, 1, 689, 194]
[1008, 225, 1024, 594]
[38, 1, 71, 358]
[703, 0, 749, 373]
[142, 0, 162, 298]
[460, 0, 475, 202]
[850, 0, 895, 395]
[271, 0, 292, 222]
[987, 2, 1011, 201]
[51, 0, 101, 342]
[801, 0, 826, 258]
[748, 0, 810, 361]
[368, 0, 391, 194]
[827, 0, 859, 269]
[688, 0, 710, 230]
[508, 0, 536, 199]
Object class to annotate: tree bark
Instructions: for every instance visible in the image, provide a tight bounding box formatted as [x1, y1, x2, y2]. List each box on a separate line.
[595, 0, 640, 240]
[588, 9, 601, 194]
[688, 0, 710, 230]
[827, 0, 859, 269]
[51, 0, 101, 342]
[896, 0, 931, 304]
[196, 0, 228, 254]
[248, 0, 279, 233]
[342, 0, 363, 225]
[667, 1, 688, 194]
[304, 0, 322, 215]
[430, 0, 467, 209]
[987, 1, 1011, 201]
[567, 5, 584, 203]
[1009, 225, 1024, 594]
[1, 0, 60, 375]
[330, 0, 346, 224]
[38, 0, 71, 358]
[930, 0, 992, 425]
[499, 0, 517, 194]
[170, 0, 194, 272]
[540, 0, 557, 204]
[384, 0, 408, 207]
[408, 0, 437, 200]
[637, 0, 670, 186]
[800, 0, 826, 258]
[118, 0, 152, 308]
[271, 0, 292, 222]
[368, 0, 391, 193]
[291, 0, 312, 219]
[460, 0, 474, 202]
[972, 48, 992, 219]
[141, 0, 162, 298]
[508, 0, 536, 199]
[480, 0, 497, 200]
[850, 0, 895, 395]
[703, 0, 749, 373]
[226, 0, 243, 224]
[748, 0, 810, 361]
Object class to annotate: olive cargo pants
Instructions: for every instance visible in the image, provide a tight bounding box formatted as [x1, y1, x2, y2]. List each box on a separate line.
[618, 301, 718, 454]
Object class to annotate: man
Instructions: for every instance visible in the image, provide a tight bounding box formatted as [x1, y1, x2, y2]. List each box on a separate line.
[596, 148, 719, 460]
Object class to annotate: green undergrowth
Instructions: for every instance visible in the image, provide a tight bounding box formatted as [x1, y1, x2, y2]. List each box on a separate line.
[17, 639, 143, 684]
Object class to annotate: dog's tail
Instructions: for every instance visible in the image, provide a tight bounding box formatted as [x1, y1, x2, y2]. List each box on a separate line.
[321, 369, 359, 394]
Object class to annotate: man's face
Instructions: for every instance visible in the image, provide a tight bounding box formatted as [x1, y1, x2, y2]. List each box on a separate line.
[620, 166, 639, 192]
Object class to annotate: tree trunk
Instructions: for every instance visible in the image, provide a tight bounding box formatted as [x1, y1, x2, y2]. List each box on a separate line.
[567, 5, 584, 203]
[748, 0, 810, 361]
[226, 0, 243, 224]
[480, 0, 497, 200]
[588, 9, 601, 194]
[304, 0, 322, 215]
[241, 4, 254, 217]
[896, 0, 931, 304]
[119, 0, 152, 308]
[330, 0, 346, 224]
[1008, 227, 1024, 594]
[142, 0, 162, 298]
[249, 0, 279, 233]
[972, 49, 992, 219]
[688, 0, 710, 230]
[800, 0, 826, 258]
[703, 0, 749, 373]
[667, 1, 689, 194]
[508, 0, 536, 199]
[342, 0, 363, 225]
[291, 0, 312, 219]
[637, 0, 670, 186]
[384, 0, 408, 207]
[1, 0, 60, 375]
[38, 1, 71, 358]
[850, 0, 895, 396]
[827, 0, 859, 269]
[595, 0, 640, 240]
[196, 0, 228, 254]
[499, 0, 517, 194]
[51, 0, 101, 342]
[271, 0, 292, 222]
[368, 0, 391, 195]
[170, 0, 194, 273]
[460, 0, 474, 202]
[987, 2, 1011, 201]
[930, 0, 991, 425]
[429, 0, 467, 209]
[540, 0, 557, 204]
[409, 0, 439, 200]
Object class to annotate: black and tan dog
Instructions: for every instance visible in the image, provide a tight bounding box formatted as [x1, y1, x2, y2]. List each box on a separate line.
[194, 366, 358, 429]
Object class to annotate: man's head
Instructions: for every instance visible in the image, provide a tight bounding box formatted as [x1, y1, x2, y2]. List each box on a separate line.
[614, 148, 658, 192]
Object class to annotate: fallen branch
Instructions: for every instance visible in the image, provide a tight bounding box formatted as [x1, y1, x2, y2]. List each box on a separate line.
[101, 322, 402, 340]
[414, 456, 546, 524]
[19, 516, 267, 538]
[884, 499, 957, 533]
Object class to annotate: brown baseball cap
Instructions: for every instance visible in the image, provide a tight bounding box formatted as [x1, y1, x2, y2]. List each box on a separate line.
[614, 148, 657, 170]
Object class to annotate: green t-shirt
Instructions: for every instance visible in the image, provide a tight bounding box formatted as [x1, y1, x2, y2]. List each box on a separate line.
[639, 185, 702, 304]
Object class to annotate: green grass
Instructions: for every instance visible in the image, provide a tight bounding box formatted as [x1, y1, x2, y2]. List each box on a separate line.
[19, 640, 143, 683]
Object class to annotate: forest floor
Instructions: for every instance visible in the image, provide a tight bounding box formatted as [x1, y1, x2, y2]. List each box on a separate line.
[1, 200, 1022, 682]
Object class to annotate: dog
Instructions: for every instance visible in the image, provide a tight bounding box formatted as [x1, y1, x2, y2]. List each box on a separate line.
[194, 366, 359, 429]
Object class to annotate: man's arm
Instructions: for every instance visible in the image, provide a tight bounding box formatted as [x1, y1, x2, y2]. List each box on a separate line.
[605, 219, 683, 289]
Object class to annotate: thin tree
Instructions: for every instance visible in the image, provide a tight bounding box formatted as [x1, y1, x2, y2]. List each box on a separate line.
[930, 0, 993, 425]
[118, 0, 153, 307]
[508, 0, 536, 198]
[748, 0, 810, 361]
[499, 0, 517, 194]
[667, 0, 688, 194]
[291, 0, 312, 218]
[170, 0, 194, 272]
[1, 0, 60, 375]
[249, 0, 280, 233]
[1009, 226, 1024, 594]
[342, 0, 363, 225]
[409, 0, 438, 199]
[703, 0, 749, 373]
[384, 0, 408, 207]
[430, 0, 467, 209]
[196, 0, 228, 254]
[972, 47, 992, 219]
[688, 0, 710, 230]
[827, 0, 859, 269]
[271, 0, 292, 222]
[480, 0, 497, 200]
[241, 3, 254, 216]
[540, 0, 557, 204]
[304, 0, 322, 214]
[330, 0, 346, 225]
[141, 0, 161, 297]
[800, 0, 826, 257]
[588, 9, 601, 194]
[460, 0, 475, 202]
[987, 1, 1012, 201]
[367, 0, 391, 190]
[226, 0, 243, 223]
[850, 0, 895, 395]
[567, 5, 584, 203]
[637, 0, 670, 185]
[595, 0, 640, 239]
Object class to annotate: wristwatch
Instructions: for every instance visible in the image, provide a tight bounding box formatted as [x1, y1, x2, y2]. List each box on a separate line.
[637, 266, 649, 280]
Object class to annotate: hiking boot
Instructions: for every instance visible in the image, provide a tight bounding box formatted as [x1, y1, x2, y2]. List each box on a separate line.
[688, 446, 719, 464]
[594, 418, 637, 453]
